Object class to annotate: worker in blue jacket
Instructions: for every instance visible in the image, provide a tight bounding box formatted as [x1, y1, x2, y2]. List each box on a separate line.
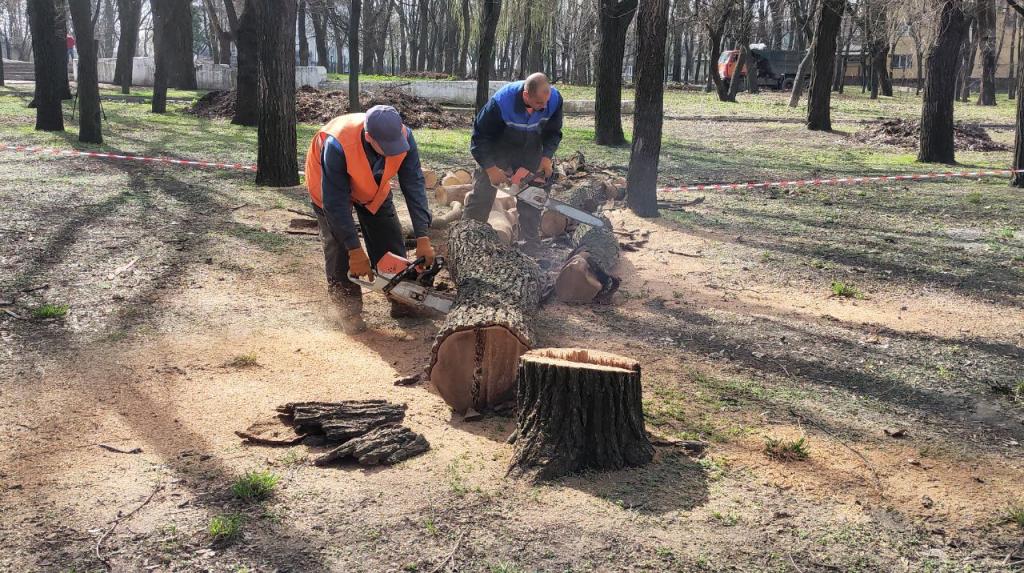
[466, 72, 563, 253]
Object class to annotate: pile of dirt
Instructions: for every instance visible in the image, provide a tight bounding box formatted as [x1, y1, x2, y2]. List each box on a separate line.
[855, 118, 1008, 152]
[400, 71, 453, 80]
[187, 86, 471, 129]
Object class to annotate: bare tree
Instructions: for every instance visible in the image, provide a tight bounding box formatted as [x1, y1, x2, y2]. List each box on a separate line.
[918, 0, 968, 163]
[1007, 0, 1024, 183]
[68, 0, 101, 143]
[349, 0, 361, 111]
[27, 0, 64, 131]
[977, 0, 997, 104]
[706, 0, 735, 101]
[253, 0, 299, 186]
[299, 0, 310, 65]
[806, 0, 844, 130]
[626, 0, 669, 217]
[594, 0, 638, 145]
[475, 0, 501, 110]
[233, 0, 258, 125]
[113, 0, 142, 93]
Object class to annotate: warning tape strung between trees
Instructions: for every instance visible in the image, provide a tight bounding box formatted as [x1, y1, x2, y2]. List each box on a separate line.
[2, 143, 1020, 192]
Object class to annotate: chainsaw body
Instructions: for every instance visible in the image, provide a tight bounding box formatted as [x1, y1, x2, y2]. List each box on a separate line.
[506, 168, 606, 229]
[348, 252, 454, 314]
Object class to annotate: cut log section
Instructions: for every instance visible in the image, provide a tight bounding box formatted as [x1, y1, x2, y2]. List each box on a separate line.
[432, 201, 464, 229]
[428, 219, 543, 414]
[441, 169, 473, 187]
[507, 348, 655, 482]
[434, 183, 474, 206]
[554, 215, 620, 303]
[540, 182, 607, 238]
[424, 169, 439, 190]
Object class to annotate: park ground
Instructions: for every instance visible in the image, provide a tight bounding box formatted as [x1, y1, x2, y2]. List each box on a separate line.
[0, 82, 1022, 573]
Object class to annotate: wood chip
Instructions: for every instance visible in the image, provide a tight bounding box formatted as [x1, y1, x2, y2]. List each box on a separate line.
[98, 444, 144, 454]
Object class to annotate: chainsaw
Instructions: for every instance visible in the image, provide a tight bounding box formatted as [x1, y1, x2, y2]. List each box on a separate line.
[505, 168, 606, 229]
[347, 252, 454, 314]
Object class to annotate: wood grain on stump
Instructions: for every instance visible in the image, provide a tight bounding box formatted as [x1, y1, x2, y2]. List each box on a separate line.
[507, 348, 654, 482]
[428, 219, 542, 414]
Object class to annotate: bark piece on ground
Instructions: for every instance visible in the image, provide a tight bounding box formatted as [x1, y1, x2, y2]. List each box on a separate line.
[277, 400, 407, 443]
[235, 417, 308, 446]
[314, 425, 429, 466]
[507, 348, 655, 482]
[428, 220, 542, 414]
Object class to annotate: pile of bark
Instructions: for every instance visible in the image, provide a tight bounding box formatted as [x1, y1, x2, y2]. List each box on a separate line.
[855, 118, 1008, 152]
[236, 400, 429, 466]
[187, 87, 471, 129]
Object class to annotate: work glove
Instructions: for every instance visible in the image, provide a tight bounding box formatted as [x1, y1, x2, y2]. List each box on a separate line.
[485, 166, 509, 187]
[539, 156, 554, 179]
[415, 237, 435, 268]
[347, 248, 373, 280]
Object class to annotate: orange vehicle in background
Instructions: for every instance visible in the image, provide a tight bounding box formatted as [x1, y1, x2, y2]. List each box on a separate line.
[717, 48, 806, 90]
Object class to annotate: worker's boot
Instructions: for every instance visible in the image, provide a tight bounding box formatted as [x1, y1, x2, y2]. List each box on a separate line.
[329, 281, 367, 334]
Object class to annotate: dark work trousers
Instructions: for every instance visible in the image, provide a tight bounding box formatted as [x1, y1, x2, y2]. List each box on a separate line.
[313, 195, 406, 314]
[463, 161, 542, 242]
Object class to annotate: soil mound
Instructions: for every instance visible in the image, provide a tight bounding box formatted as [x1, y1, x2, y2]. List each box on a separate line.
[187, 86, 471, 129]
[855, 118, 1007, 152]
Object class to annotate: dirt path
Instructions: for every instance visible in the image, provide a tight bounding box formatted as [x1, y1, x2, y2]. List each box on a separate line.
[1, 148, 1022, 572]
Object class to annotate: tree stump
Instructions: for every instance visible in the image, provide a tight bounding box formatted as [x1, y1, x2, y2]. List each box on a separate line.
[507, 348, 654, 482]
[428, 220, 542, 415]
[554, 215, 621, 303]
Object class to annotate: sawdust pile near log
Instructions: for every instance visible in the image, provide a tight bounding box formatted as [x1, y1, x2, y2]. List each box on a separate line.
[854, 118, 1008, 152]
[187, 87, 472, 129]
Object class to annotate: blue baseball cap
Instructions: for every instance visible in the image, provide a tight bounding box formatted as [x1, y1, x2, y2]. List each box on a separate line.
[364, 105, 409, 156]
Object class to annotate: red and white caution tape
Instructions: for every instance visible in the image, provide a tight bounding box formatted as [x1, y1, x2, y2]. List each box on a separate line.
[658, 169, 1021, 193]
[3, 142, 1018, 191]
[1, 144, 256, 172]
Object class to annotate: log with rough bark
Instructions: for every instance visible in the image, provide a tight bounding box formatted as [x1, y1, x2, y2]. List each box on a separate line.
[507, 348, 655, 482]
[540, 182, 608, 238]
[277, 400, 406, 442]
[314, 425, 429, 466]
[428, 220, 543, 415]
[554, 215, 620, 304]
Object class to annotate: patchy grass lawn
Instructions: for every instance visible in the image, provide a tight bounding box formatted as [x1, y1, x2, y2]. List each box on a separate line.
[0, 87, 1022, 572]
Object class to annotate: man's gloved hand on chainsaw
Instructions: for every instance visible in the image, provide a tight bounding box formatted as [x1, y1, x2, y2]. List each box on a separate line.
[415, 237, 435, 268]
[347, 247, 373, 280]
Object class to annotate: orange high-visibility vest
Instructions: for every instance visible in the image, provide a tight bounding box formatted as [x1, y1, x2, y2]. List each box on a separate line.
[304, 113, 408, 213]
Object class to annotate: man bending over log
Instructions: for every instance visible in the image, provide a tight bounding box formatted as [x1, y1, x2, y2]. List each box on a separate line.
[465, 72, 564, 254]
[305, 105, 434, 333]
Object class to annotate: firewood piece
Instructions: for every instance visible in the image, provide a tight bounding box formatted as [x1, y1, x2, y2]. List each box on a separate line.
[507, 348, 655, 482]
[276, 400, 407, 443]
[423, 169, 439, 190]
[441, 169, 473, 187]
[428, 220, 542, 414]
[488, 204, 519, 245]
[555, 215, 620, 304]
[432, 201, 464, 229]
[314, 425, 430, 466]
[434, 183, 474, 205]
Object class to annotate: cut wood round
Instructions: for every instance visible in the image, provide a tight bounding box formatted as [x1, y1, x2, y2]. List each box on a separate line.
[428, 219, 542, 414]
[441, 169, 473, 187]
[424, 169, 439, 190]
[507, 348, 655, 482]
[434, 183, 474, 206]
[487, 205, 519, 245]
[554, 215, 620, 304]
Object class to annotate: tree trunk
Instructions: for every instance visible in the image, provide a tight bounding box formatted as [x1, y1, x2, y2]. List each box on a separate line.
[100, 0, 115, 58]
[507, 348, 655, 482]
[594, 0, 638, 146]
[475, 0, 501, 110]
[1010, 13, 1018, 100]
[428, 220, 542, 416]
[233, 0, 259, 126]
[706, 1, 733, 101]
[919, 0, 968, 164]
[1013, 36, 1024, 185]
[298, 0, 309, 66]
[458, 0, 470, 77]
[253, 0, 299, 186]
[625, 0, 668, 217]
[415, 0, 429, 70]
[162, 0, 196, 89]
[310, 7, 329, 68]
[152, 0, 168, 114]
[958, 17, 978, 101]
[28, 0, 64, 131]
[977, 0, 996, 105]
[806, 0, 844, 131]
[113, 0, 141, 91]
[349, 0, 361, 111]
[68, 0, 101, 143]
